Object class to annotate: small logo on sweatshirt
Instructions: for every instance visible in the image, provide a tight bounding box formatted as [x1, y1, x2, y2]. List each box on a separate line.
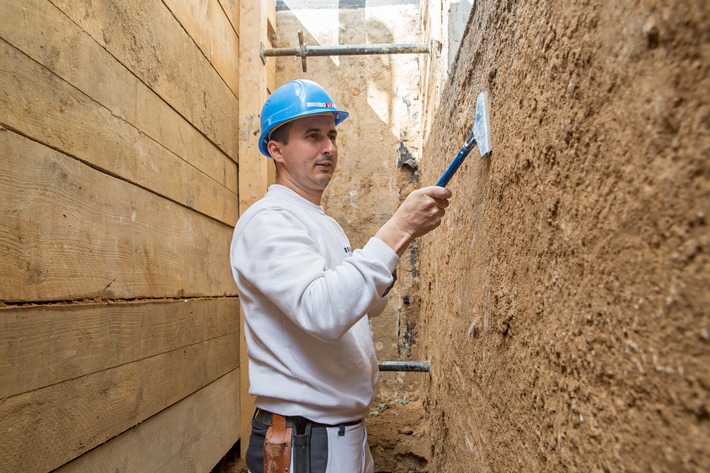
[344, 246, 352, 254]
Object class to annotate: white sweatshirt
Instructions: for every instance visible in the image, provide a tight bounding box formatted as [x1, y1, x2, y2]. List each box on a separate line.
[230, 185, 399, 424]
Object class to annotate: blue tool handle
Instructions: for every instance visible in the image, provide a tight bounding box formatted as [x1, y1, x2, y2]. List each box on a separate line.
[436, 145, 473, 187]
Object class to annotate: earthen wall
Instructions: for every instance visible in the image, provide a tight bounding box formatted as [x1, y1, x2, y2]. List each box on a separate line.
[419, 2, 709, 470]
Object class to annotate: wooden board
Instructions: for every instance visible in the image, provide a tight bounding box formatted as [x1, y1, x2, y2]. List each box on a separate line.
[219, 0, 240, 37]
[163, 0, 240, 97]
[0, 298, 240, 399]
[0, 330, 238, 472]
[0, 0, 238, 191]
[49, 0, 239, 160]
[56, 369, 240, 473]
[0, 129, 236, 302]
[0, 41, 237, 225]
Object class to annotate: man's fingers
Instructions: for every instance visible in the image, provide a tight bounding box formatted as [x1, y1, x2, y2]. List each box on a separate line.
[421, 185, 452, 200]
[433, 197, 450, 209]
[389, 185, 453, 239]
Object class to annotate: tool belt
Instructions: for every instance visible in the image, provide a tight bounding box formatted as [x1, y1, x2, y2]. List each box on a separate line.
[255, 408, 362, 473]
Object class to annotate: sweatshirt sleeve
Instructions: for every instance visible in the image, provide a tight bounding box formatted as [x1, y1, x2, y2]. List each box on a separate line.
[233, 208, 399, 342]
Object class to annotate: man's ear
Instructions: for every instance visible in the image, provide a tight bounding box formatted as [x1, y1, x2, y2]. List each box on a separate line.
[267, 140, 285, 162]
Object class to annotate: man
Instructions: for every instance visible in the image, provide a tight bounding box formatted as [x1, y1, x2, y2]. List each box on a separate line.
[230, 79, 451, 473]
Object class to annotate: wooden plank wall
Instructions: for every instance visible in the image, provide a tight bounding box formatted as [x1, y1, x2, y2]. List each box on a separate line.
[0, 0, 241, 471]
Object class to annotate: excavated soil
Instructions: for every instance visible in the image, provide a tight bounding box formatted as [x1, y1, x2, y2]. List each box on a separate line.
[418, 1, 709, 472]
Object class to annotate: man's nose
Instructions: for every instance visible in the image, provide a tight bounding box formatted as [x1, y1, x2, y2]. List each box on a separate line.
[322, 137, 336, 154]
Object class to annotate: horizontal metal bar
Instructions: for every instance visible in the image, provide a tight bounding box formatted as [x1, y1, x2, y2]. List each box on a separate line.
[378, 360, 430, 372]
[260, 31, 429, 71]
[263, 43, 430, 58]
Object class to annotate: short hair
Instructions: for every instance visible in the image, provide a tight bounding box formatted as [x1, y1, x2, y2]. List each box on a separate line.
[269, 122, 292, 146]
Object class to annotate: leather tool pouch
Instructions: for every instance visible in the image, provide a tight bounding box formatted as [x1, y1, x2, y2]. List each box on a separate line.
[264, 414, 292, 473]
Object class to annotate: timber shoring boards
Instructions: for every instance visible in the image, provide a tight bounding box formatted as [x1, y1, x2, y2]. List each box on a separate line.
[0, 40, 237, 226]
[0, 0, 238, 192]
[55, 369, 241, 473]
[48, 0, 239, 160]
[0, 299, 240, 399]
[0, 0, 241, 469]
[0, 129, 235, 302]
[162, 0, 240, 97]
[219, 0, 241, 36]
[0, 299, 240, 472]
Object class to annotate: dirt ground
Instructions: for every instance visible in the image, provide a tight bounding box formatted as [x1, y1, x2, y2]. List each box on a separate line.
[418, 1, 709, 471]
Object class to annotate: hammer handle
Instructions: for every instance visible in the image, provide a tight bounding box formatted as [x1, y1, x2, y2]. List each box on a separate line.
[436, 142, 474, 187]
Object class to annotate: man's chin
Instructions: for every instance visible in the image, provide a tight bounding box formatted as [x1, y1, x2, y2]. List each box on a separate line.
[315, 174, 332, 186]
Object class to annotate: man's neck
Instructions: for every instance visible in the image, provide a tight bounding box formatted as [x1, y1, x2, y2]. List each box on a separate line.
[276, 177, 323, 206]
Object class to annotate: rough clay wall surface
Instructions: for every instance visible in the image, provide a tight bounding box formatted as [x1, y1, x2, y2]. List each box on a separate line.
[419, 2, 709, 471]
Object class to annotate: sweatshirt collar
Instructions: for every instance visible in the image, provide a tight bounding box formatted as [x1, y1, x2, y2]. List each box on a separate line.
[268, 184, 325, 213]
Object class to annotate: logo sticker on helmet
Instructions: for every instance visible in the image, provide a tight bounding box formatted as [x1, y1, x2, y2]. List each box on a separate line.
[306, 102, 336, 109]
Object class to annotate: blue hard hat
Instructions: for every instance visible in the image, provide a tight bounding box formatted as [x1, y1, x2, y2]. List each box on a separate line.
[258, 79, 349, 157]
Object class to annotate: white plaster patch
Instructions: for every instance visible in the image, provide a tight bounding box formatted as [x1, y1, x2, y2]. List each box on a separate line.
[464, 433, 474, 453]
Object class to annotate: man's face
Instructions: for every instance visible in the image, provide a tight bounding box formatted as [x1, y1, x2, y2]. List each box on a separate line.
[268, 114, 338, 204]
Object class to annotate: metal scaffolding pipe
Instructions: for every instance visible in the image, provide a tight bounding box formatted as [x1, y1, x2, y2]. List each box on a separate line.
[378, 361, 431, 373]
[263, 43, 430, 58]
[261, 31, 429, 72]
